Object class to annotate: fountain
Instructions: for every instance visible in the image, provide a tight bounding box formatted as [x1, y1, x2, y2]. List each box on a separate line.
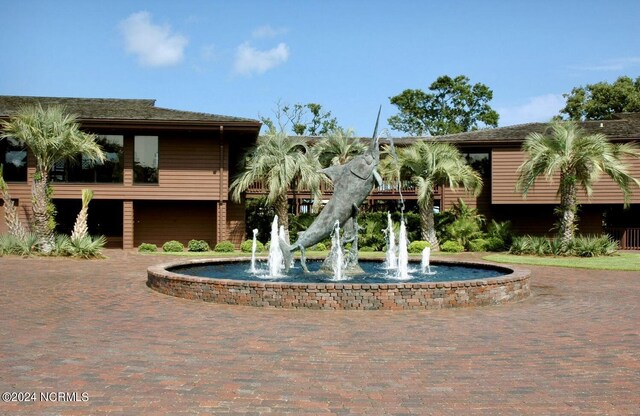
[147, 110, 531, 309]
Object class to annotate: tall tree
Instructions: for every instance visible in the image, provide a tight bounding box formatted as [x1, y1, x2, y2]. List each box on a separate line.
[313, 127, 366, 168]
[517, 121, 640, 245]
[0, 104, 104, 252]
[388, 75, 499, 136]
[229, 130, 328, 240]
[380, 141, 482, 249]
[260, 101, 338, 136]
[560, 76, 640, 121]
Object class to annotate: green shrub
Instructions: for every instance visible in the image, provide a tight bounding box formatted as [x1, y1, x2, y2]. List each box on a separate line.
[52, 234, 73, 256]
[467, 238, 489, 252]
[485, 236, 506, 252]
[14, 232, 39, 256]
[69, 235, 106, 259]
[487, 220, 513, 247]
[240, 239, 264, 253]
[188, 239, 210, 252]
[0, 234, 17, 255]
[310, 242, 327, 251]
[264, 241, 271, 251]
[444, 217, 484, 250]
[162, 240, 184, 252]
[214, 240, 235, 253]
[358, 246, 376, 252]
[572, 235, 618, 257]
[440, 240, 464, 253]
[408, 240, 431, 253]
[138, 243, 158, 253]
[510, 234, 618, 257]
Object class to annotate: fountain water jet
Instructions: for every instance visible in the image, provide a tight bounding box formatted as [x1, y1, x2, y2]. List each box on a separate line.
[249, 229, 259, 273]
[421, 246, 436, 275]
[384, 212, 397, 270]
[268, 216, 284, 277]
[396, 217, 410, 280]
[329, 220, 346, 281]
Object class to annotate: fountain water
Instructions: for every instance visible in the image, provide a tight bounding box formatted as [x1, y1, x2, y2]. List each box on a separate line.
[249, 229, 259, 273]
[384, 212, 397, 270]
[268, 216, 284, 277]
[421, 246, 436, 275]
[329, 220, 345, 281]
[396, 217, 410, 280]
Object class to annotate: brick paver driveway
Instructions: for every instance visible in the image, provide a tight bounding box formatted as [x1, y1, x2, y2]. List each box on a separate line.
[1, 250, 638, 415]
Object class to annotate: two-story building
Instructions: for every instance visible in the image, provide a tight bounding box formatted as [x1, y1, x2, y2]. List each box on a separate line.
[2, 96, 639, 250]
[0, 96, 261, 249]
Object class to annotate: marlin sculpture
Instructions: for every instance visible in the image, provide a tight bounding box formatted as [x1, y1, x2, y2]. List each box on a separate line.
[280, 108, 383, 272]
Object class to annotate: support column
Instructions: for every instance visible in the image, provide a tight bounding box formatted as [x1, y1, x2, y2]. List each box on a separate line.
[123, 200, 134, 249]
[216, 200, 228, 243]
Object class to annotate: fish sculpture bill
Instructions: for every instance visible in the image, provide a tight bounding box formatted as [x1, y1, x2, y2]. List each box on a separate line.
[280, 108, 383, 272]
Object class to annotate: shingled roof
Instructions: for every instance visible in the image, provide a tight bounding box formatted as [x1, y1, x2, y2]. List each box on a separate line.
[0, 95, 261, 126]
[392, 113, 640, 145]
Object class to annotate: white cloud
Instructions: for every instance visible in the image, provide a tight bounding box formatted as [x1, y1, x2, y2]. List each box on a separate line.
[120, 11, 188, 67]
[252, 25, 287, 39]
[497, 94, 565, 127]
[233, 42, 290, 76]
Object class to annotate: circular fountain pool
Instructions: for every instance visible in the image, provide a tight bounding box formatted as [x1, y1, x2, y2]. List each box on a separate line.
[147, 258, 530, 310]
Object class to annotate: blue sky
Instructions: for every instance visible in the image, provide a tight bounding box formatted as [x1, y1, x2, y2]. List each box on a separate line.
[2, 0, 639, 136]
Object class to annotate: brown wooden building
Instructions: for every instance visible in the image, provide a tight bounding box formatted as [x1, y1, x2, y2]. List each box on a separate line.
[0, 96, 261, 249]
[429, 113, 640, 249]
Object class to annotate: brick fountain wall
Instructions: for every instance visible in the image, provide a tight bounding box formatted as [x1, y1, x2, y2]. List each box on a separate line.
[147, 258, 530, 310]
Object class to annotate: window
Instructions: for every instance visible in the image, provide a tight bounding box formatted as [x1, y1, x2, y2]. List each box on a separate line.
[464, 152, 490, 178]
[50, 135, 123, 183]
[1, 137, 27, 182]
[134, 136, 158, 183]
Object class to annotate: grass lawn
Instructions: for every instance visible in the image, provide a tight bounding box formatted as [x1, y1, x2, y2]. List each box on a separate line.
[483, 251, 640, 271]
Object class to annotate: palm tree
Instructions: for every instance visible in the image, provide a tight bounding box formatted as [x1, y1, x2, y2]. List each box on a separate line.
[313, 128, 366, 168]
[0, 104, 105, 252]
[229, 130, 327, 241]
[0, 164, 28, 240]
[381, 141, 482, 250]
[517, 120, 640, 245]
[71, 188, 94, 242]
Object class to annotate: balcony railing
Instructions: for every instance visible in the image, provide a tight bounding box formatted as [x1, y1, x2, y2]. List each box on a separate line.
[606, 227, 640, 250]
[245, 180, 438, 199]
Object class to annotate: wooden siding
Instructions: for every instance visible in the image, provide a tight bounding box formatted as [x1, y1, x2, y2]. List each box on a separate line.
[492, 148, 640, 204]
[227, 200, 246, 246]
[133, 200, 216, 247]
[4, 133, 226, 202]
[123, 201, 134, 249]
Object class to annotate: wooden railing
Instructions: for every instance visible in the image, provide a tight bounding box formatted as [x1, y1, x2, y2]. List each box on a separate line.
[245, 180, 436, 199]
[606, 228, 640, 250]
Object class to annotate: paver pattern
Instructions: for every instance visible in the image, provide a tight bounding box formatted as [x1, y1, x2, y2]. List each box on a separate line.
[0, 250, 638, 415]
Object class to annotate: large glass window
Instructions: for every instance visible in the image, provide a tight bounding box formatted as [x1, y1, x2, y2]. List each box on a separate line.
[50, 135, 123, 183]
[134, 136, 158, 183]
[1, 137, 27, 182]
